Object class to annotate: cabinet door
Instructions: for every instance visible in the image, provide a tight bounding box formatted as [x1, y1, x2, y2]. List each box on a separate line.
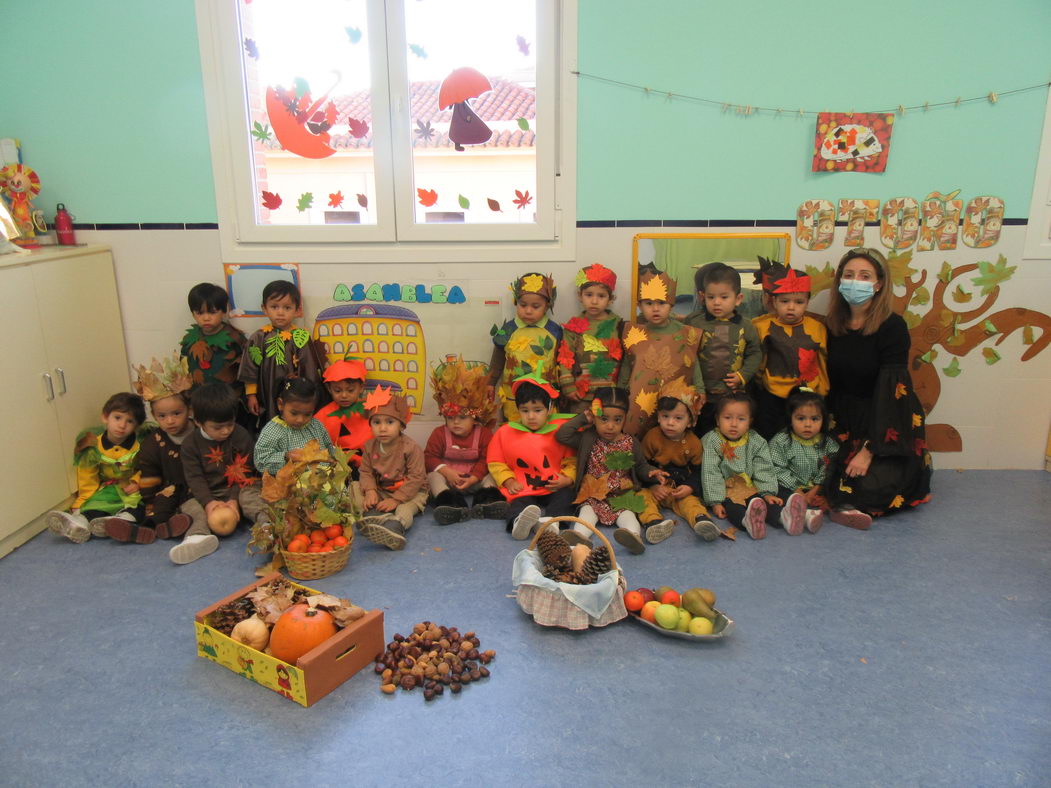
[1, 266, 70, 536]
[31, 249, 131, 476]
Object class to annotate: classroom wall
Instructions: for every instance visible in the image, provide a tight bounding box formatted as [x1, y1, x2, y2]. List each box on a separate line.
[4, 1, 1051, 468]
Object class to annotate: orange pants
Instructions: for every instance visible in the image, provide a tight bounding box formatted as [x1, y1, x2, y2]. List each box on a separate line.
[640, 489, 709, 525]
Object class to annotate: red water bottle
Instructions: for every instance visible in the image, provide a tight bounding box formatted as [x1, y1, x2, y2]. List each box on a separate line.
[54, 203, 76, 245]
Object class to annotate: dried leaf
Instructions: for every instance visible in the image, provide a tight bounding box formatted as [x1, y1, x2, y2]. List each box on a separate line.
[719, 526, 737, 541]
[604, 450, 635, 471]
[574, 472, 612, 504]
[725, 474, 757, 505]
[607, 491, 645, 513]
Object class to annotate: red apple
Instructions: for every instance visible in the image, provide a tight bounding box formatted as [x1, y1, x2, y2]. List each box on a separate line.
[635, 587, 655, 604]
[660, 589, 681, 606]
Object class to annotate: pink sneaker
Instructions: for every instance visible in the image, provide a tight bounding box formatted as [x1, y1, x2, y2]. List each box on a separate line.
[805, 509, 824, 533]
[742, 498, 767, 540]
[779, 493, 806, 535]
[829, 507, 872, 530]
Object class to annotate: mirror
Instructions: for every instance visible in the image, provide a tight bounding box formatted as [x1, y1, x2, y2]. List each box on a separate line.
[631, 233, 791, 322]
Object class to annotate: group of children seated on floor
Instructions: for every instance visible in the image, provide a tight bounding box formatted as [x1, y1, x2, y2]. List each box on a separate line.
[46, 258, 839, 563]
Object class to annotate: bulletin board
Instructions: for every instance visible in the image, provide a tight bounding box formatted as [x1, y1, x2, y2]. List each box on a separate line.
[224, 263, 301, 316]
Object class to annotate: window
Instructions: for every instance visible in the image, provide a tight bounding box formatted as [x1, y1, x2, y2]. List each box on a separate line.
[363, 339, 374, 352]
[392, 341, 403, 354]
[394, 359, 404, 371]
[332, 341, 344, 354]
[407, 360, 418, 372]
[195, 0, 577, 263]
[392, 324, 402, 336]
[378, 323, 388, 335]
[317, 324, 329, 336]
[379, 359, 390, 371]
[406, 324, 417, 336]
[407, 342, 417, 354]
[346, 323, 358, 335]
[378, 340, 389, 353]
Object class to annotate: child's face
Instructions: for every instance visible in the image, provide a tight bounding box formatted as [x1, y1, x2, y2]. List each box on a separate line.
[578, 284, 612, 320]
[791, 403, 823, 441]
[717, 401, 751, 441]
[639, 299, 672, 326]
[263, 293, 300, 330]
[102, 409, 139, 444]
[594, 405, 626, 442]
[202, 420, 236, 442]
[772, 292, 809, 326]
[657, 401, 691, 440]
[445, 413, 476, 439]
[704, 282, 743, 320]
[515, 293, 548, 325]
[151, 395, 190, 437]
[370, 414, 403, 444]
[517, 400, 551, 431]
[327, 379, 363, 409]
[192, 307, 226, 335]
[278, 397, 315, 430]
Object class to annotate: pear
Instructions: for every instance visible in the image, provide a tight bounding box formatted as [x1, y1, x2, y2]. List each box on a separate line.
[682, 588, 716, 620]
[698, 588, 716, 607]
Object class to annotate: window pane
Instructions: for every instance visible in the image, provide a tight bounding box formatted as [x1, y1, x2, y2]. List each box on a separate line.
[402, 0, 537, 226]
[239, 0, 378, 226]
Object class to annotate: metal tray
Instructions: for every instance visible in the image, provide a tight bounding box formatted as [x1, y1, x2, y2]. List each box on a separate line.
[629, 608, 735, 641]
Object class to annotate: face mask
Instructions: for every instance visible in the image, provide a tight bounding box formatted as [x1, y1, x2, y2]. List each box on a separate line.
[838, 279, 876, 305]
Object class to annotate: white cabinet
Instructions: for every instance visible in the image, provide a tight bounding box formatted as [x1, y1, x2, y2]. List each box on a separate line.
[0, 245, 130, 556]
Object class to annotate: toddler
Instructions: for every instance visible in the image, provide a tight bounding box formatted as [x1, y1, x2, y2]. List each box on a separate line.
[314, 356, 370, 473]
[556, 263, 624, 412]
[751, 264, 829, 439]
[488, 272, 562, 422]
[639, 381, 722, 544]
[239, 280, 322, 424]
[769, 387, 839, 534]
[617, 263, 703, 437]
[46, 392, 147, 543]
[685, 263, 762, 435]
[254, 378, 334, 476]
[180, 282, 247, 392]
[486, 370, 576, 540]
[357, 388, 428, 551]
[555, 387, 665, 555]
[701, 391, 783, 540]
[425, 356, 504, 525]
[175, 382, 269, 564]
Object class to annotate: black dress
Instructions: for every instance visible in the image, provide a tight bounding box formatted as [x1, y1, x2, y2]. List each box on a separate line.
[825, 313, 932, 515]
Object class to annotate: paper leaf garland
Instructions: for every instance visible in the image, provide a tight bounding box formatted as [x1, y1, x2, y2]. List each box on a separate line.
[517, 117, 530, 131]
[639, 276, 668, 303]
[943, 358, 962, 377]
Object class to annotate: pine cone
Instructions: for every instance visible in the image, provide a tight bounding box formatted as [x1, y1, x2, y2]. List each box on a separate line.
[209, 597, 256, 635]
[536, 530, 571, 571]
[552, 570, 578, 584]
[577, 545, 613, 584]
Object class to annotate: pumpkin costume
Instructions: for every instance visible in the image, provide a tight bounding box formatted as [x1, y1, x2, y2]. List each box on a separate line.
[314, 358, 371, 467]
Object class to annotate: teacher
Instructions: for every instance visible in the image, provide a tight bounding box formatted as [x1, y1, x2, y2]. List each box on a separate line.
[823, 248, 932, 529]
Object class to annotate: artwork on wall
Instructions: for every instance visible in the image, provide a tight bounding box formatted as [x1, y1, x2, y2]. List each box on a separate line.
[812, 112, 894, 173]
[224, 263, 301, 317]
[838, 199, 880, 247]
[918, 191, 962, 251]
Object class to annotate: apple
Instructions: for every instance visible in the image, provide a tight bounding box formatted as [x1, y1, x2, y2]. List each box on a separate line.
[640, 600, 661, 623]
[635, 587, 655, 604]
[675, 608, 692, 632]
[660, 589, 681, 606]
[655, 585, 675, 602]
[654, 603, 680, 630]
[623, 590, 645, 612]
[688, 617, 714, 636]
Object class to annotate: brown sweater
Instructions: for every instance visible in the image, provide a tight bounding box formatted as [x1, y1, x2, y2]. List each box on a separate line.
[181, 425, 258, 506]
[359, 434, 426, 502]
[138, 428, 191, 507]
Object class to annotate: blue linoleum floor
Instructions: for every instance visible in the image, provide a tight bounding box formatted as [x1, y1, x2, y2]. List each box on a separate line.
[1, 469, 1049, 787]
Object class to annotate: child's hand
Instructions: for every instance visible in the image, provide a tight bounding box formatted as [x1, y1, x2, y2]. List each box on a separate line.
[375, 498, 398, 513]
[455, 474, 479, 491]
[651, 484, 670, 503]
[712, 503, 727, 519]
[722, 372, 742, 390]
[763, 494, 783, 506]
[546, 474, 572, 491]
[503, 479, 525, 495]
[647, 469, 670, 484]
[247, 394, 261, 416]
[122, 482, 140, 495]
[439, 466, 461, 484]
[671, 484, 692, 500]
[583, 408, 595, 425]
[363, 489, 379, 509]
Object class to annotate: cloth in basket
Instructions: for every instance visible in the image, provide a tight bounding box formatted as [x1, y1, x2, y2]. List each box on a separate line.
[512, 548, 627, 629]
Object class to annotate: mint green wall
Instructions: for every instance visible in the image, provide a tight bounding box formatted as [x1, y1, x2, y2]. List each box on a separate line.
[3, 1, 1048, 222]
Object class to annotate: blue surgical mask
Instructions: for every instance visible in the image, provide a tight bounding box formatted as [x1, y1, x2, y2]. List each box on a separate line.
[838, 279, 876, 305]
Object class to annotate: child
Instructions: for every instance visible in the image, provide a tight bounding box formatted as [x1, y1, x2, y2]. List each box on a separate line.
[314, 356, 370, 473]
[639, 379, 722, 544]
[254, 378, 334, 476]
[119, 355, 195, 544]
[556, 263, 624, 412]
[701, 391, 783, 540]
[180, 283, 247, 391]
[769, 387, 840, 534]
[357, 387, 428, 551]
[175, 382, 269, 564]
[239, 280, 322, 424]
[617, 264, 704, 437]
[751, 264, 829, 439]
[555, 387, 666, 555]
[684, 263, 762, 435]
[45, 393, 147, 543]
[426, 356, 505, 525]
[486, 368, 576, 540]
[488, 272, 562, 422]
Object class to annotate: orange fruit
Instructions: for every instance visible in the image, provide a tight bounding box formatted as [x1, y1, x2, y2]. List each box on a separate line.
[309, 530, 327, 544]
[306, 543, 324, 553]
[660, 589, 681, 606]
[324, 524, 344, 539]
[286, 540, 307, 553]
[318, 543, 334, 552]
[640, 600, 661, 623]
[330, 535, 349, 548]
[624, 590, 645, 612]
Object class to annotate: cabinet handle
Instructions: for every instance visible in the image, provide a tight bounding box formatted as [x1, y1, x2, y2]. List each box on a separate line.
[56, 367, 67, 395]
[43, 373, 55, 401]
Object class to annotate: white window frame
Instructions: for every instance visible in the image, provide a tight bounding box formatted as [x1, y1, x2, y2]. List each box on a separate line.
[195, 0, 577, 264]
[1023, 87, 1051, 260]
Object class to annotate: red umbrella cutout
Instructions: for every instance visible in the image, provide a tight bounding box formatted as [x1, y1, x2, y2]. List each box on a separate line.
[265, 73, 341, 159]
[438, 67, 493, 151]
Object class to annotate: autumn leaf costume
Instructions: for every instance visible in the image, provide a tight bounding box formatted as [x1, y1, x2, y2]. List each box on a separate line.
[239, 323, 323, 423]
[557, 264, 625, 411]
[180, 321, 247, 390]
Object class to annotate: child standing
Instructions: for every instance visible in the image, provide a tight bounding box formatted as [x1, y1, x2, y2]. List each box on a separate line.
[253, 378, 334, 476]
[555, 387, 665, 555]
[175, 383, 269, 564]
[239, 280, 323, 424]
[357, 388, 427, 551]
[119, 355, 195, 544]
[426, 356, 504, 525]
[488, 272, 562, 422]
[314, 356, 370, 471]
[769, 387, 839, 534]
[180, 283, 247, 392]
[751, 265, 829, 439]
[684, 263, 762, 435]
[486, 370, 576, 540]
[556, 263, 624, 413]
[46, 393, 147, 543]
[701, 391, 783, 540]
[639, 380, 721, 545]
[617, 264, 704, 437]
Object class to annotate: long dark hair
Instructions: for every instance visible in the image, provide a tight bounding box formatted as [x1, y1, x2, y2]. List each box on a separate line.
[783, 386, 828, 441]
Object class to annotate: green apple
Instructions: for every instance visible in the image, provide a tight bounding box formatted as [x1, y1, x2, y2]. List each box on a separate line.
[675, 608, 692, 632]
[654, 603, 680, 630]
[688, 616, 714, 635]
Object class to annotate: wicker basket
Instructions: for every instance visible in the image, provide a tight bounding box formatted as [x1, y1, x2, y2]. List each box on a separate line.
[280, 530, 354, 581]
[512, 516, 628, 630]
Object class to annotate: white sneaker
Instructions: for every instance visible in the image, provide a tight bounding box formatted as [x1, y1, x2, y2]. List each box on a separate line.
[805, 509, 824, 533]
[169, 534, 219, 564]
[88, 517, 111, 538]
[511, 505, 541, 540]
[644, 518, 676, 544]
[47, 511, 90, 544]
[779, 493, 806, 536]
[742, 498, 767, 540]
[692, 519, 720, 542]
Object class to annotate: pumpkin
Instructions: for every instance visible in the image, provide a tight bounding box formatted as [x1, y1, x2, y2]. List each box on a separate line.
[208, 503, 239, 535]
[230, 615, 270, 651]
[269, 604, 338, 665]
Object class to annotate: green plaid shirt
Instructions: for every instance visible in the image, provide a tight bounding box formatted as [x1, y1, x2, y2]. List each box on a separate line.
[700, 429, 777, 505]
[253, 417, 334, 475]
[768, 431, 839, 490]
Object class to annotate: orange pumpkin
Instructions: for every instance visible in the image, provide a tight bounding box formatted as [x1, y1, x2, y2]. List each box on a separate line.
[269, 604, 338, 665]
